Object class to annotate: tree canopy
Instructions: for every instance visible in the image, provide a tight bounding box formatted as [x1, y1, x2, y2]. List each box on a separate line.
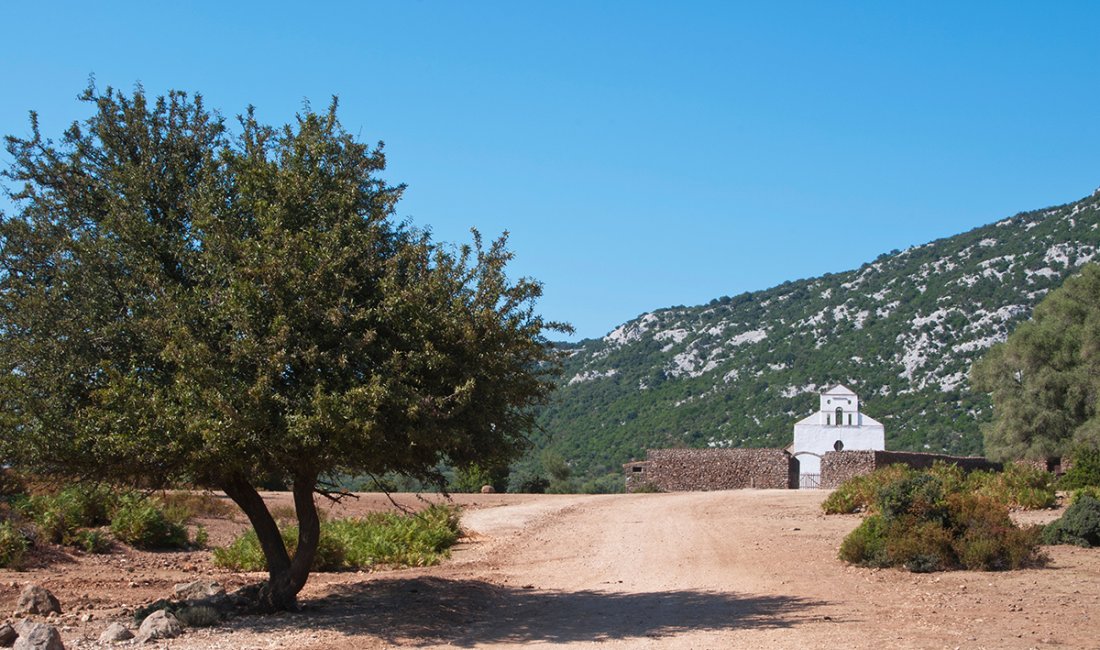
[0, 85, 567, 608]
[971, 263, 1100, 461]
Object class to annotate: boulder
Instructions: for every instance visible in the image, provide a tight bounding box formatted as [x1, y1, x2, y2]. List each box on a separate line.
[12, 624, 63, 650]
[15, 585, 61, 616]
[134, 610, 181, 643]
[480, 485, 496, 494]
[172, 580, 225, 601]
[96, 623, 133, 644]
[13, 589, 60, 615]
[0, 624, 16, 647]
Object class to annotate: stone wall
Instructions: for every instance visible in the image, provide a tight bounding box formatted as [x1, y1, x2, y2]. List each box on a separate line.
[624, 448, 797, 492]
[820, 450, 1003, 488]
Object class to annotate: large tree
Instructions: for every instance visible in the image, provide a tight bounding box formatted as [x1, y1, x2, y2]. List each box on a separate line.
[971, 263, 1100, 461]
[0, 85, 567, 609]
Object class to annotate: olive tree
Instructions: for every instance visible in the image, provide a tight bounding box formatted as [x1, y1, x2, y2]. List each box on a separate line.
[971, 263, 1100, 461]
[0, 85, 567, 609]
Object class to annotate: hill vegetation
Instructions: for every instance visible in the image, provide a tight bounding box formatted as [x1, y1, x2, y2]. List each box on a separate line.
[521, 188, 1100, 488]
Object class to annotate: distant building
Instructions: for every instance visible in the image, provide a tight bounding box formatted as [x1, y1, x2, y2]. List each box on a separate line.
[790, 384, 884, 487]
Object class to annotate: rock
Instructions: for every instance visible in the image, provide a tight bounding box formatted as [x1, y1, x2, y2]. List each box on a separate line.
[0, 624, 16, 647]
[12, 624, 64, 650]
[13, 620, 34, 638]
[173, 580, 225, 601]
[134, 610, 181, 643]
[480, 485, 496, 494]
[97, 623, 133, 644]
[15, 585, 61, 616]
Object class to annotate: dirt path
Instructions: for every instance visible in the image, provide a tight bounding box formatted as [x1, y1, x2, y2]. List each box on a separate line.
[3, 490, 1098, 649]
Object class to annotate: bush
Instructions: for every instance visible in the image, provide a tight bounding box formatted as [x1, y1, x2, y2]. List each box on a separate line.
[838, 514, 888, 566]
[1042, 494, 1100, 547]
[1060, 448, 1100, 490]
[0, 520, 28, 569]
[836, 469, 1045, 572]
[0, 469, 26, 500]
[996, 463, 1057, 509]
[1070, 486, 1100, 505]
[887, 519, 955, 573]
[73, 528, 112, 554]
[822, 464, 914, 514]
[110, 494, 188, 550]
[156, 492, 236, 520]
[212, 505, 461, 571]
[21, 483, 118, 545]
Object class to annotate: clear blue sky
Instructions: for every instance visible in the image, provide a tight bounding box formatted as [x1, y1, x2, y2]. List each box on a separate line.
[3, 2, 1098, 340]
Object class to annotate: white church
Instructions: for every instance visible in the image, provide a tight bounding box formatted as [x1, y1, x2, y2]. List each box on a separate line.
[790, 384, 884, 484]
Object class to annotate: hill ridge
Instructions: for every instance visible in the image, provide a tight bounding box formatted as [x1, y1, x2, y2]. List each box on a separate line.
[524, 187, 1100, 489]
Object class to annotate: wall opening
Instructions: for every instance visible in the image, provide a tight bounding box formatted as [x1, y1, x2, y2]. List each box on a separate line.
[835, 407, 843, 426]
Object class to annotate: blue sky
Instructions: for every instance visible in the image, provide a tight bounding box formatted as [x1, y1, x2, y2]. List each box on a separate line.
[3, 2, 1098, 340]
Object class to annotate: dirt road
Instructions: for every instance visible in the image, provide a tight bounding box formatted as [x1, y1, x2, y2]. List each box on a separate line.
[4, 490, 1098, 649]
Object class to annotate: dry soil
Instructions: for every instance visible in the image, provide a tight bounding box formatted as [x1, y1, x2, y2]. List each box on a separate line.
[1, 490, 1097, 649]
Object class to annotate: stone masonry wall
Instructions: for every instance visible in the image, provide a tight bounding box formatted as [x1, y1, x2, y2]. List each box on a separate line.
[624, 448, 796, 492]
[820, 450, 1003, 488]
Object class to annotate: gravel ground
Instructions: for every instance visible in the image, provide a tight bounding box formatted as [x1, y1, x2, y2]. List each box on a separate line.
[1, 490, 1095, 649]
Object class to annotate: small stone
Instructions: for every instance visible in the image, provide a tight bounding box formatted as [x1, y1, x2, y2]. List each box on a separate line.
[15, 585, 61, 616]
[97, 622, 133, 644]
[12, 624, 64, 650]
[79, 613, 93, 623]
[135, 610, 182, 643]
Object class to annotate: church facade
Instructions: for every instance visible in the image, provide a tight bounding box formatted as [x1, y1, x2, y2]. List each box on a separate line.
[791, 384, 884, 482]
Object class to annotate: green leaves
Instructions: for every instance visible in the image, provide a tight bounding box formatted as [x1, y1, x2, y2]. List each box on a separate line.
[972, 263, 1100, 461]
[0, 84, 565, 491]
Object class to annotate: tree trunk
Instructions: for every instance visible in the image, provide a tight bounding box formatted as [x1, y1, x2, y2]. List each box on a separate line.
[221, 474, 318, 612]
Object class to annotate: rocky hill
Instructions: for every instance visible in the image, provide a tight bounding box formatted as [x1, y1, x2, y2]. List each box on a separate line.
[523, 188, 1100, 488]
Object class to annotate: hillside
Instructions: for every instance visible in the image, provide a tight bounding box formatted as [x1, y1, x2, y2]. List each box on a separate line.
[522, 188, 1100, 489]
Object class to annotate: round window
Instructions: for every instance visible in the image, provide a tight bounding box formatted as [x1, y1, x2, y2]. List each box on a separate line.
[833, 440, 844, 452]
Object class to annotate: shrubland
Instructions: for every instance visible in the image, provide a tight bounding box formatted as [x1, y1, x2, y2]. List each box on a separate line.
[0, 479, 226, 568]
[213, 505, 460, 571]
[829, 464, 1047, 572]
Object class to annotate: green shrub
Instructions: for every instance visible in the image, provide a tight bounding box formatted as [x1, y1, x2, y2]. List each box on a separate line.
[998, 463, 1057, 509]
[1042, 494, 1100, 547]
[822, 464, 914, 514]
[192, 524, 209, 549]
[0, 520, 28, 569]
[211, 525, 346, 571]
[213, 505, 460, 571]
[965, 463, 1055, 509]
[838, 514, 888, 566]
[22, 483, 119, 545]
[110, 494, 188, 550]
[837, 469, 1045, 572]
[329, 505, 460, 568]
[1070, 486, 1100, 505]
[1060, 448, 1100, 490]
[887, 519, 956, 572]
[876, 473, 947, 523]
[949, 493, 1045, 570]
[73, 528, 112, 554]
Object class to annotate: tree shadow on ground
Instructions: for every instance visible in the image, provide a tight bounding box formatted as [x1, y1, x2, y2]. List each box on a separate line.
[231, 576, 832, 647]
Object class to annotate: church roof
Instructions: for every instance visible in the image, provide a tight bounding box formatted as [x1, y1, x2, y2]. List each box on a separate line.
[822, 384, 856, 396]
